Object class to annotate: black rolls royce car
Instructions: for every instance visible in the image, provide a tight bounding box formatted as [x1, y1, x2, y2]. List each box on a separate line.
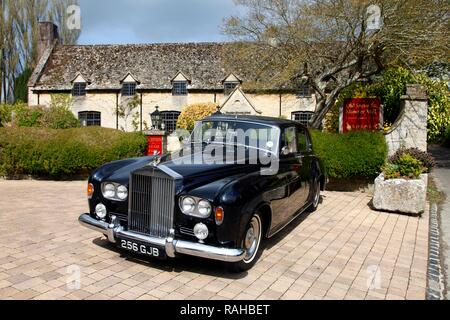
[79, 115, 326, 272]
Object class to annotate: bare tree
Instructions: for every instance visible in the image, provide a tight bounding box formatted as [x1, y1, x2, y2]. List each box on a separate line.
[223, 0, 450, 128]
[1, 0, 80, 103]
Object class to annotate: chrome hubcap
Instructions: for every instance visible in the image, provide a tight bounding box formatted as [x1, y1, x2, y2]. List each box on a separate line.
[243, 216, 261, 263]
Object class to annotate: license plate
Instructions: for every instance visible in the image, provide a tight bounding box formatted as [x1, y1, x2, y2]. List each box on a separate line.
[118, 238, 166, 259]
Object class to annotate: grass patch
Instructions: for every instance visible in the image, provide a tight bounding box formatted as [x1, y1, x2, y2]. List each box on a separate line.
[427, 176, 446, 204]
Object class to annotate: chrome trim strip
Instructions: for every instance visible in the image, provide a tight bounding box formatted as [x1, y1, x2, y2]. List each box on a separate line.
[157, 164, 183, 180]
[79, 214, 109, 234]
[174, 240, 245, 263]
[79, 213, 245, 263]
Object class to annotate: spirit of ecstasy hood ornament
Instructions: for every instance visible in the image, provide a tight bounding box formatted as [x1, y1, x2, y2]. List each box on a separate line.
[150, 151, 161, 167]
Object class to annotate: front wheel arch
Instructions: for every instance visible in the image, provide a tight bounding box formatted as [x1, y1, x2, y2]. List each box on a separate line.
[257, 204, 272, 239]
[227, 210, 265, 272]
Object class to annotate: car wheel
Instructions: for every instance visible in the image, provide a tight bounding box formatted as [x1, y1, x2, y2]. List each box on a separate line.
[308, 178, 321, 212]
[228, 213, 264, 273]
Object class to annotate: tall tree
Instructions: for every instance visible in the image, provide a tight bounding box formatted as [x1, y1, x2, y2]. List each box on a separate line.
[1, 0, 80, 103]
[223, 0, 450, 128]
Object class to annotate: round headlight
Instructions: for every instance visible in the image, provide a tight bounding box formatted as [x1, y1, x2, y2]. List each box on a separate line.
[95, 203, 107, 219]
[117, 185, 128, 200]
[198, 200, 212, 217]
[181, 197, 196, 214]
[103, 183, 116, 199]
[194, 223, 209, 241]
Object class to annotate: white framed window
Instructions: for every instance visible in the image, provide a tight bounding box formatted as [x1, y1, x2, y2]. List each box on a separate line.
[172, 81, 187, 96]
[297, 84, 311, 97]
[72, 83, 86, 96]
[161, 111, 181, 134]
[79, 111, 101, 127]
[122, 83, 136, 96]
[292, 111, 314, 127]
[224, 82, 239, 95]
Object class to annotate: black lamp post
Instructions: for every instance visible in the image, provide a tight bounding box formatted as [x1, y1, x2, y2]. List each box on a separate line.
[151, 106, 161, 130]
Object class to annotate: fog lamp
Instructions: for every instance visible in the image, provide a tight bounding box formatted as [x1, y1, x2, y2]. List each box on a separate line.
[193, 223, 209, 241]
[95, 203, 107, 220]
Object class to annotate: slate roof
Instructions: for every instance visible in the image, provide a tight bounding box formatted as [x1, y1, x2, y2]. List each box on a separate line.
[30, 42, 232, 91]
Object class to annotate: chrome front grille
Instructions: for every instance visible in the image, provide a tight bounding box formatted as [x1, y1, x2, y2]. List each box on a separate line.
[128, 171, 175, 238]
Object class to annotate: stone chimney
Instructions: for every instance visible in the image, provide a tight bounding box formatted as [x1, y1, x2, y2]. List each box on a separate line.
[37, 22, 60, 62]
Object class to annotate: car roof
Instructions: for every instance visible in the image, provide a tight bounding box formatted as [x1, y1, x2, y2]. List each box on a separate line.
[204, 114, 307, 129]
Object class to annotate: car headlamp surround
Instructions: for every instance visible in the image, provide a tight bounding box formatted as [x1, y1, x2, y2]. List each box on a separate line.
[179, 196, 212, 218]
[101, 182, 128, 201]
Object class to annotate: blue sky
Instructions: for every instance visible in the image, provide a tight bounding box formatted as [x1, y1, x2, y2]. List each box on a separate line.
[77, 0, 243, 44]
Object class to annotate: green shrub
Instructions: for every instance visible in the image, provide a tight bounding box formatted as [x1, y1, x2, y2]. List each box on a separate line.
[382, 163, 401, 180]
[39, 104, 80, 129]
[14, 104, 44, 127]
[397, 155, 424, 179]
[0, 127, 147, 178]
[0, 104, 14, 127]
[388, 147, 435, 173]
[383, 154, 426, 180]
[310, 130, 388, 179]
[1, 95, 79, 129]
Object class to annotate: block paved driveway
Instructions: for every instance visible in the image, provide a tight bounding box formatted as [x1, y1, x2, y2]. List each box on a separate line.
[0, 180, 429, 300]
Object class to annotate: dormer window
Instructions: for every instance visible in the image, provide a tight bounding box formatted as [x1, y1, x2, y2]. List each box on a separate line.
[72, 83, 86, 96]
[222, 73, 242, 96]
[297, 84, 311, 97]
[171, 71, 190, 96]
[224, 82, 239, 96]
[122, 82, 136, 96]
[172, 81, 187, 96]
[71, 73, 88, 97]
[120, 73, 139, 96]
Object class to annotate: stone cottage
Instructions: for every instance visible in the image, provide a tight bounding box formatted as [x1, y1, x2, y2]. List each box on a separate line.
[28, 22, 317, 133]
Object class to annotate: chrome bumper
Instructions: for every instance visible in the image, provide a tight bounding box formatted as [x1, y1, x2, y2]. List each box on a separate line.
[78, 214, 245, 263]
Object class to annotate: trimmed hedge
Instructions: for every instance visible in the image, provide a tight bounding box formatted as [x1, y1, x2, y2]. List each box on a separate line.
[310, 130, 388, 179]
[0, 127, 147, 178]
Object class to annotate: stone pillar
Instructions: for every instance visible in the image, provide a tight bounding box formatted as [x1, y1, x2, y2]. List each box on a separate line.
[384, 84, 428, 156]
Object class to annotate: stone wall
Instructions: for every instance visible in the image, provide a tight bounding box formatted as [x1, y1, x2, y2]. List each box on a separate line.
[384, 84, 428, 156]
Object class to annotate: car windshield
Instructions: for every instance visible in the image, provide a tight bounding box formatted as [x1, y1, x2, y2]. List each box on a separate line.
[191, 120, 280, 154]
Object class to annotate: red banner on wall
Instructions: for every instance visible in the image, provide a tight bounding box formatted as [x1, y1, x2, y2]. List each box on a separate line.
[342, 98, 381, 133]
[147, 135, 163, 156]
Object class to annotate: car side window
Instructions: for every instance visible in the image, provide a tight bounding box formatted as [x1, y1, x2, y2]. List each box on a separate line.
[297, 128, 309, 153]
[282, 127, 298, 154]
